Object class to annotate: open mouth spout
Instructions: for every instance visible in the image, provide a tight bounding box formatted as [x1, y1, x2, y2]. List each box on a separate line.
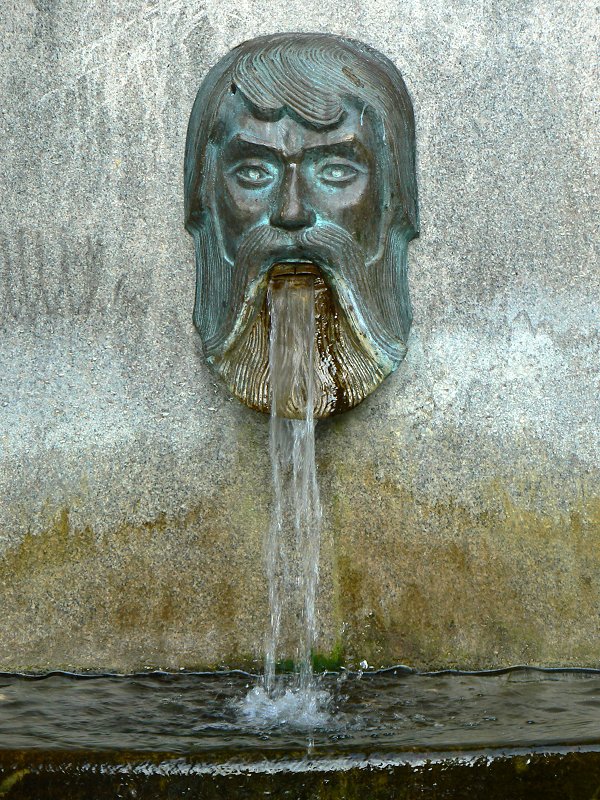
[270, 262, 321, 280]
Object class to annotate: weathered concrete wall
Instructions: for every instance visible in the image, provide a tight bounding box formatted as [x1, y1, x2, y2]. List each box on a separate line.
[0, 0, 598, 671]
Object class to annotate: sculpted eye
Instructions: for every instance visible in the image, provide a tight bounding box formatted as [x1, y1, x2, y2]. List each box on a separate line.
[318, 162, 360, 185]
[234, 164, 273, 187]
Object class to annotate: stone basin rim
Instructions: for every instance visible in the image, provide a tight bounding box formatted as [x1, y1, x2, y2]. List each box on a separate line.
[1, 745, 600, 776]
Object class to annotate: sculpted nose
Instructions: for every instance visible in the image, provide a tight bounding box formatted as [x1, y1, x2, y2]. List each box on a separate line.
[270, 165, 315, 230]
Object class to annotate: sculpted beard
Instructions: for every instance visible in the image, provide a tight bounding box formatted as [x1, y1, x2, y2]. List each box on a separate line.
[192, 215, 410, 417]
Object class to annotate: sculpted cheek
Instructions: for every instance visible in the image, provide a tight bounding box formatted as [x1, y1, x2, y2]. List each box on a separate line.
[312, 181, 372, 221]
[222, 183, 269, 236]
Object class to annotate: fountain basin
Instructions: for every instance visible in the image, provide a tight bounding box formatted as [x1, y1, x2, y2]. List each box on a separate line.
[1, 668, 598, 799]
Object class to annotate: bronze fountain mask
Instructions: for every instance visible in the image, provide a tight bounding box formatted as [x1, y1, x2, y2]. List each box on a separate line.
[184, 33, 419, 417]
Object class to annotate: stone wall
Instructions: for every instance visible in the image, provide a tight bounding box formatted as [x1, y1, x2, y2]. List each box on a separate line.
[0, 0, 598, 671]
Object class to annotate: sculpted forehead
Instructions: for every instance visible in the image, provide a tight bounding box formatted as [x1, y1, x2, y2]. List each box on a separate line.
[214, 89, 378, 157]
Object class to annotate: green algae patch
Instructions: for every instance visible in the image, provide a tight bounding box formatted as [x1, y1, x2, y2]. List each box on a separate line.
[0, 489, 270, 672]
[0, 769, 30, 797]
[271, 644, 345, 674]
[312, 642, 345, 672]
[0, 433, 599, 672]
[328, 455, 600, 671]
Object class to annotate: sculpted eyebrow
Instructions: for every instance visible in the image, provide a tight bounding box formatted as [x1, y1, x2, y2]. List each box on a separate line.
[303, 140, 368, 161]
[225, 136, 280, 159]
[225, 134, 368, 161]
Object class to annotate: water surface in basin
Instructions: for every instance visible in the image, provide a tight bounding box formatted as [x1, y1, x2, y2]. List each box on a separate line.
[1, 667, 598, 755]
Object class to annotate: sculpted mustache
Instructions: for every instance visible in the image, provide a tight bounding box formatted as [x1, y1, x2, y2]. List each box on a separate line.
[200, 219, 404, 366]
[196, 221, 358, 356]
[233, 223, 365, 279]
[231, 223, 404, 363]
[209, 222, 364, 357]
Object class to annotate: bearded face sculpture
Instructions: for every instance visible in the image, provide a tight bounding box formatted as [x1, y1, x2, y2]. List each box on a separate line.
[184, 33, 419, 417]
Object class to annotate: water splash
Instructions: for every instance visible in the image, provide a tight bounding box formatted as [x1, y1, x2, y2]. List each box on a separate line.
[256, 274, 325, 718]
[238, 682, 332, 730]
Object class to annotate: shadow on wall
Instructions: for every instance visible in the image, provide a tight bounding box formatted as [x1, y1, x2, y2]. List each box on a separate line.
[0, 229, 151, 323]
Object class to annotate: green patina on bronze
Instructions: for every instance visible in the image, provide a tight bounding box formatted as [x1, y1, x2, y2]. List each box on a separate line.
[184, 33, 418, 418]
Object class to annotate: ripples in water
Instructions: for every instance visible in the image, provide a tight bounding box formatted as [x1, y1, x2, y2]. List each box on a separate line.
[0, 667, 598, 754]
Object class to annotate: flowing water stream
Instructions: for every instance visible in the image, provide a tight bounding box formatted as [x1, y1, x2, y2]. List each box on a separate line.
[241, 273, 327, 725]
